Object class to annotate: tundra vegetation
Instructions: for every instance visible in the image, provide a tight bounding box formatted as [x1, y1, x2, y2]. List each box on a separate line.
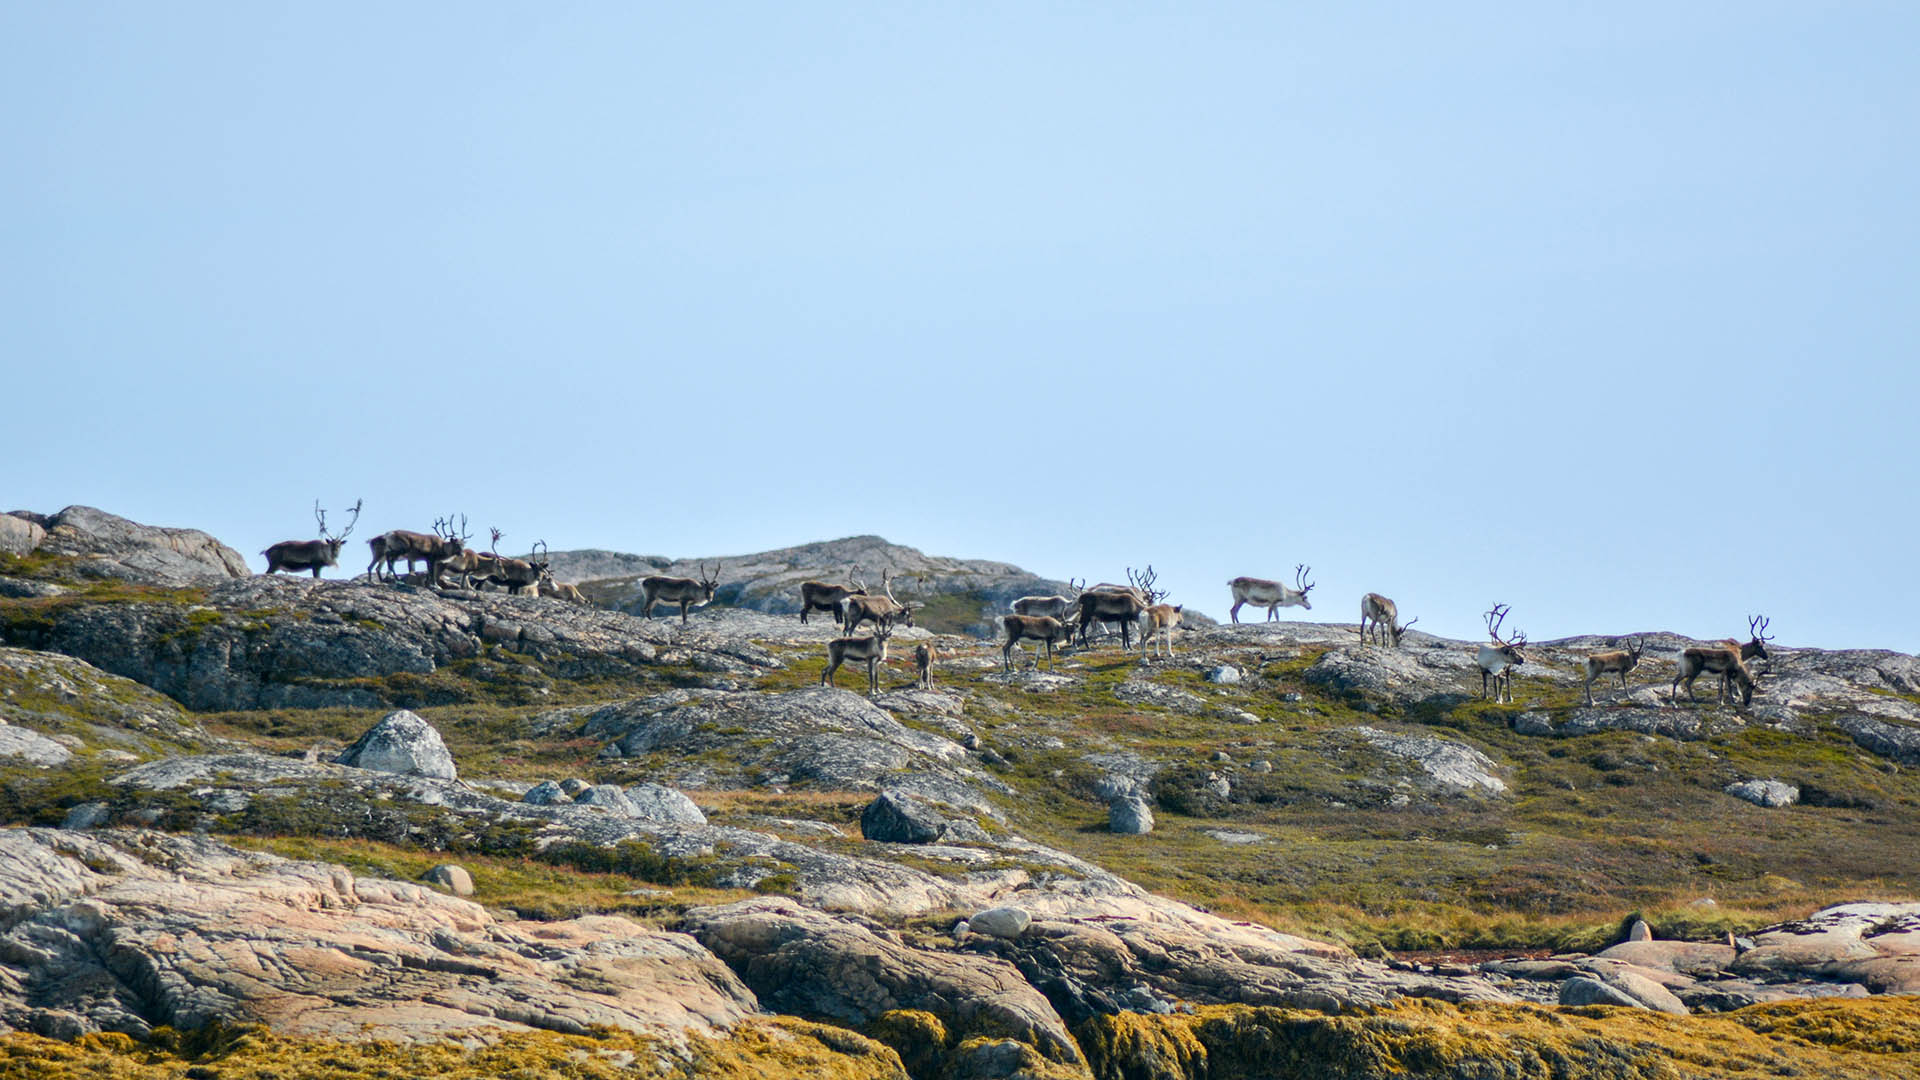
[3, 520, 1920, 1078]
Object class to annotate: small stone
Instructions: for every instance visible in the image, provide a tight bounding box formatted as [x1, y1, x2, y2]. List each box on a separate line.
[968, 906, 1032, 939]
[1205, 773, 1231, 800]
[574, 784, 640, 816]
[1206, 665, 1242, 685]
[61, 803, 111, 830]
[1110, 795, 1154, 835]
[559, 778, 591, 796]
[1724, 779, 1798, 808]
[1211, 750, 1232, 763]
[1628, 918, 1653, 942]
[523, 780, 571, 805]
[424, 864, 474, 897]
[625, 783, 707, 825]
[1251, 760, 1273, 774]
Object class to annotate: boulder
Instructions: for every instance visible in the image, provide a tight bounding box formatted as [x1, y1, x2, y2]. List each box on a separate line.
[574, 784, 641, 816]
[626, 783, 707, 825]
[969, 906, 1033, 939]
[425, 863, 474, 896]
[32, 505, 248, 585]
[1109, 796, 1154, 835]
[335, 710, 457, 780]
[862, 790, 948, 844]
[1628, 918, 1653, 942]
[1559, 976, 1642, 1008]
[522, 780, 572, 805]
[1205, 665, 1242, 685]
[0, 514, 43, 557]
[1724, 779, 1798, 808]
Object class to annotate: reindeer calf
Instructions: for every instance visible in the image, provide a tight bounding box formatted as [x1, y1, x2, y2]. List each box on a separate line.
[914, 643, 934, 689]
[1582, 638, 1646, 705]
[1141, 604, 1183, 658]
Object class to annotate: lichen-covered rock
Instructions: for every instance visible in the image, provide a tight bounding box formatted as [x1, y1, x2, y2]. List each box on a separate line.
[1558, 976, 1642, 1008]
[30, 505, 249, 584]
[1353, 726, 1505, 795]
[1109, 796, 1154, 835]
[522, 780, 571, 805]
[626, 782, 706, 825]
[0, 827, 758, 1042]
[0, 724, 72, 766]
[336, 709, 456, 780]
[862, 790, 949, 844]
[0, 646, 207, 755]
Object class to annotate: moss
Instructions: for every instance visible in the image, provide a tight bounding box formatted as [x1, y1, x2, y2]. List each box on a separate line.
[0, 1017, 907, 1080]
[1079, 998, 1920, 1080]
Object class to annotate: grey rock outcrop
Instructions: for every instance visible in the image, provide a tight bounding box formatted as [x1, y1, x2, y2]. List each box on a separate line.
[627, 783, 707, 825]
[684, 897, 1086, 1069]
[523, 780, 571, 805]
[0, 827, 758, 1042]
[1725, 779, 1799, 808]
[29, 505, 248, 585]
[0, 646, 207, 755]
[1353, 726, 1506, 795]
[336, 710, 457, 780]
[1558, 976, 1642, 1009]
[0, 724, 72, 766]
[0, 515, 44, 557]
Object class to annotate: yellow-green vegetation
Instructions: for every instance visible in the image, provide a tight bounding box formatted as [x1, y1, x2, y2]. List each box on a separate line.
[0, 1017, 907, 1080]
[1077, 997, 1920, 1080]
[233, 834, 754, 922]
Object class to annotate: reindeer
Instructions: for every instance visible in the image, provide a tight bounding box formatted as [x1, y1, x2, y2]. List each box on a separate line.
[439, 548, 503, 590]
[1003, 613, 1073, 672]
[262, 499, 361, 578]
[639, 562, 721, 623]
[914, 643, 935, 689]
[1720, 615, 1775, 674]
[822, 626, 893, 694]
[1076, 566, 1163, 649]
[366, 515, 470, 586]
[1227, 565, 1315, 623]
[1359, 592, 1418, 647]
[844, 570, 915, 636]
[1672, 643, 1757, 708]
[485, 532, 552, 596]
[1582, 637, 1648, 705]
[1011, 578, 1085, 623]
[1476, 603, 1528, 703]
[799, 567, 867, 626]
[1141, 604, 1184, 658]
[541, 578, 592, 605]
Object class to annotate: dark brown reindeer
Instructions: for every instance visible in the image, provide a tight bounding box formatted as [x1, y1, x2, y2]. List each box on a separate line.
[639, 562, 721, 623]
[844, 570, 915, 636]
[367, 515, 470, 587]
[1076, 566, 1164, 649]
[262, 499, 361, 578]
[1476, 603, 1528, 703]
[1359, 592, 1418, 647]
[485, 531, 552, 596]
[1582, 637, 1648, 705]
[1720, 615, 1775, 673]
[1227, 565, 1314, 622]
[822, 625, 893, 694]
[1002, 613, 1073, 672]
[799, 567, 867, 626]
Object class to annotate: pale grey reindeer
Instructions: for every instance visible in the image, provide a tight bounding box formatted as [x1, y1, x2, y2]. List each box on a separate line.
[822, 625, 894, 694]
[1227, 565, 1314, 623]
[262, 499, 361, 578]
[1358, 592, 1418, 647]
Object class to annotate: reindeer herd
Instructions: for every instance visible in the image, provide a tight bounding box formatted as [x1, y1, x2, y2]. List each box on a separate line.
[261, 504, 1778, 707]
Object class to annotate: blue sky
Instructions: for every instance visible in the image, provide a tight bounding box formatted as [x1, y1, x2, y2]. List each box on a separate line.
[6, 4, 1916, 650]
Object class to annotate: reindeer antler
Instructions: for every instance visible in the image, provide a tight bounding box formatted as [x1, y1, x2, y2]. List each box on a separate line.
[489, 527, 504, 557]
[1485, 603, 1513, 645]
[1294, 564, 1314, 595]
[1127, 565, 1168, 604]
[1749, 614, 1773, 642]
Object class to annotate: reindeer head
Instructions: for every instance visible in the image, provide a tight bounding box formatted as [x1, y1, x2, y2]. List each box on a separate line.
[1744, 614, 1774, 664]
[697, 562, 720, 601]
[1293, 564, 1315, 610]
[315, 498, 361, 558]
[1389, 615, 1419, 646]
[433, 514, 472, 555]
[1485, 603, 1527, 665]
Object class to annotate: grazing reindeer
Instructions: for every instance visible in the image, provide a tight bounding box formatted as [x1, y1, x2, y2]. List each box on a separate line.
[1227, 565, 1315, 622]
[844, 570, 915, 636]
[822, 626, 893, 694]
[262, 499, 361, 578]
[640, 562, 721, 623]
[1476, 603, 1528, 703]
[1359, 592, 1418, 647]
[1003, 613, 1073, 672]
[1141, 604, 1184, 658]
[1077, 566, 1163, 649]
[367, 515, 470, 586]
[914, 643, 935, 689]
[1011, 578, 1085, 623]
[1582, 637, 1647, 705]
[1672, 644, 1757, 707]
[799, 567, 867, 626]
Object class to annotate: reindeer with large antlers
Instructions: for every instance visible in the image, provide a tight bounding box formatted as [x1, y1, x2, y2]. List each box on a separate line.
[799, 567, 867, 626]
[639, 562, 721, 623]
[1359, 592, 1418, 647]
[1583, 637, 1647, 706]
[844, 569, 915, 636]
[1672, 642, 1758, 708]
[262, 499, 362, 578]
[1227, 565, 1315, 623]
[1076, 566, 1163, 650]
[489, 536, 553, 597]
[1476, 603, 1528, 703]
[1721, 615, 1775, 674]
[367, 514, 470, 587]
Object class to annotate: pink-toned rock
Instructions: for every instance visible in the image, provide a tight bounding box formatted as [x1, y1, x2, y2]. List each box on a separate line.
[1595, 940, 1735, 978]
